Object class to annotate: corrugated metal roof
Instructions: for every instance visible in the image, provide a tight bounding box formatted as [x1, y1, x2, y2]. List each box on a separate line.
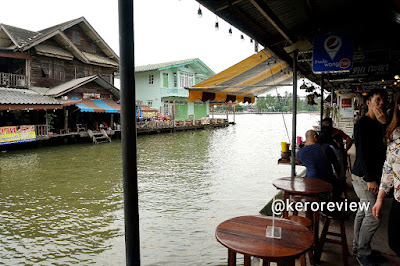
[46, 75, 120, 99]
[82, 52, 118, 67]
[0, 88, 59, 105]
[46, 76, 97, 97]
[35, 44, 74, 59]
[135, 58, 200, 72]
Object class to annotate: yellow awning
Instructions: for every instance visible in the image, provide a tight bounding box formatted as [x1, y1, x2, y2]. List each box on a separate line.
[187, 49, 293, 103]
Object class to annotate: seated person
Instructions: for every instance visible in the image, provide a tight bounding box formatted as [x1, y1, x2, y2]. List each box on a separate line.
[297, 130, 342, 200]
[322, 117, 353, 151]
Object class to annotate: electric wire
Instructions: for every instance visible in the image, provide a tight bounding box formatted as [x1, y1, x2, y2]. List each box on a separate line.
[263, 50, 291, 143]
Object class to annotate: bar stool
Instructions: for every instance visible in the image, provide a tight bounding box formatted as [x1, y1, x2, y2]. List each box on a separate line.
[317, 210, 349, 266]
[286, 216, 314, 266]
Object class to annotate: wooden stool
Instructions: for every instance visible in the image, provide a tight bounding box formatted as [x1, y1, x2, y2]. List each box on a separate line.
[317, 211, 349, 266]
[286, 216, 314, 266]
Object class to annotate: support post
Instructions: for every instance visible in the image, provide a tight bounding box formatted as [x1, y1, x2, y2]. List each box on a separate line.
[64, 108, 68, 132]
[291, 50, 298, 177]
[118, 0, 140, 265]
[111, 113, 114, 129]
[233, 104, 236, 123]
[320, 74, 324, 129]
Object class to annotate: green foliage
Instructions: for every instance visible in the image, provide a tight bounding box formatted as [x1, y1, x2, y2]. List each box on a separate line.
[44, 113, 57, 131]
[255, 94, 320, 112]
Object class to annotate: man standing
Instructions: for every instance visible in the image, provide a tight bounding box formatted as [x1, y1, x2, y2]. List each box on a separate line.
[352, 89, 388, 265]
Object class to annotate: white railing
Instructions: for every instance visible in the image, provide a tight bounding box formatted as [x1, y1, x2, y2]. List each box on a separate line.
[0, 72, 27, 88]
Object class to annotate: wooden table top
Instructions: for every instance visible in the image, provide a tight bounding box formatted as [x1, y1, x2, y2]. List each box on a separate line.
[273, 176, 333, 195]
[215, 215, 314, 259]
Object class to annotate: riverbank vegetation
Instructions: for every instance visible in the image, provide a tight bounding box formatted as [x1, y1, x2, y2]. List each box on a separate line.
[214, 92, 321, 113]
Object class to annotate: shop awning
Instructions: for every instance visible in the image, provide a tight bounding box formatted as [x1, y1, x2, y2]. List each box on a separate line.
[74, 98, 120, 113]
[187, 49, 293, 103]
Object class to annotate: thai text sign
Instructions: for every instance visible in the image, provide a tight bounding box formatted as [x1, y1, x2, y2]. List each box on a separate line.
[0, 125, 36, 145]
[341, 98, 352, 108]
[83, 93, 101, 99]
[313, 34, 353, 73]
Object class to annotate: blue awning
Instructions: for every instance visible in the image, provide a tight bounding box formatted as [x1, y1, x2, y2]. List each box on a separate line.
[75, 102, 94, 112]
[91, 99, 119, 113]
[74, 99, 120, 113]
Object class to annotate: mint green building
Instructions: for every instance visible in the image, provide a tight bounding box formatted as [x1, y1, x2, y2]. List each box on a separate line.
[134, 59, 215, 120]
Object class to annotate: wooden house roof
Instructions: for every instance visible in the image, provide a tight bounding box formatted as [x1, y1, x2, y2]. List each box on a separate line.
[0, 24, 41, 48]
[0, 17, 119, 68]
[45, 75, 120, 99]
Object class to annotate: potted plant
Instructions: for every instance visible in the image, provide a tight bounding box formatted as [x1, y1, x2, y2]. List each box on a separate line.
[44, 113, 57, 135]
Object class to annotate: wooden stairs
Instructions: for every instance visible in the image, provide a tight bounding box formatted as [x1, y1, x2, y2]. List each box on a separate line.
[87, 129, 111, 144]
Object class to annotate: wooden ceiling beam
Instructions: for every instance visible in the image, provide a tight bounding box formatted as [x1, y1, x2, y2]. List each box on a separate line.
[215, 0, 244, 12]
[249, 0, 295, 44]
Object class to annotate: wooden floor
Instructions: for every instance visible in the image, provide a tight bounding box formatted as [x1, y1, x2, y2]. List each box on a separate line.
[255, 146, 400, 266]
[305, 148, 399, 265]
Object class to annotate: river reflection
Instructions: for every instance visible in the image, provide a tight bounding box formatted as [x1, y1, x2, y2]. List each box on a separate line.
[0, 113, 318, 265]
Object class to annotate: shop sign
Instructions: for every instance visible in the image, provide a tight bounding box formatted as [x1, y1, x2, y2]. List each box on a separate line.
[329, 49, 391, 81]
[0, 125, 36, 146]
[313, 34, 353, 73]
[341, 98, 352, 108]
[136, 106, 142, 117]
[83, 93, 101, 99]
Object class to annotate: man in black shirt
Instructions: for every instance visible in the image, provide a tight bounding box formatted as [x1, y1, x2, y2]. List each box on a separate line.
[352, 89, 388, 265]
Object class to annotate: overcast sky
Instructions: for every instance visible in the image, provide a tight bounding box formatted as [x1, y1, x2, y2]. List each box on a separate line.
[1, 0, 313, 96]
[1, 0, 258, 73]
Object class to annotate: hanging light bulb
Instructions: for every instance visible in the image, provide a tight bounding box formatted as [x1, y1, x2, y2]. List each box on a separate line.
[197, 5, 202, 18]
[215, 16, 219, 30]
[395, 74, 400, 80]
[228, 27, 232, 36]
[240, 34, 244, 41]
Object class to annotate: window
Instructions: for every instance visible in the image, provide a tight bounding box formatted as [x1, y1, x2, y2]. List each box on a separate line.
[136, 100, 143, 105]
[72, 31, 80, 44]
[147, 100, 153, 107]
[173, 73, 177, 87]
[179, 72, 194, 88]
[162, 73, 169, 88]
[148, 74, 154, 85]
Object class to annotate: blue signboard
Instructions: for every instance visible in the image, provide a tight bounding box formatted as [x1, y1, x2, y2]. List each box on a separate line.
[313, 34, 353, 73]
[136, 106, 142, 118]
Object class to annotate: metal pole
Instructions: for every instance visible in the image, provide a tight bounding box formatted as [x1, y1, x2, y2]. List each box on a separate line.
[320, 74, 324, 129]
[118, 0, 140, 265]
[291, 50, 298, 177]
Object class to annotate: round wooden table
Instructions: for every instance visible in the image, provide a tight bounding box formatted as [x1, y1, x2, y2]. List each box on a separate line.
[216, 215, 314, 266]
[273, 176, 333, 251]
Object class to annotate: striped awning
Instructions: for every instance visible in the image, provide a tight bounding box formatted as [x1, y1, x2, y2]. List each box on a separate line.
[75, 99, 120, 113]
[187, 49, 293, 103]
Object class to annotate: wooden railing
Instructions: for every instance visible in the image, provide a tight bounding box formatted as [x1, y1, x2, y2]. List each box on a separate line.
[0, 72, 27, 88]
[35, 124, 48, 136]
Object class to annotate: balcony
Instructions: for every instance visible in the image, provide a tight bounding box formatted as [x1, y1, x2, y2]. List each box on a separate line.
[160, 88, 189, 98]
[0, 72, 28, 88]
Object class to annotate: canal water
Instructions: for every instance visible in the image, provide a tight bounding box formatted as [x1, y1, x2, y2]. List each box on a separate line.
[0, 113, 319, 265]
